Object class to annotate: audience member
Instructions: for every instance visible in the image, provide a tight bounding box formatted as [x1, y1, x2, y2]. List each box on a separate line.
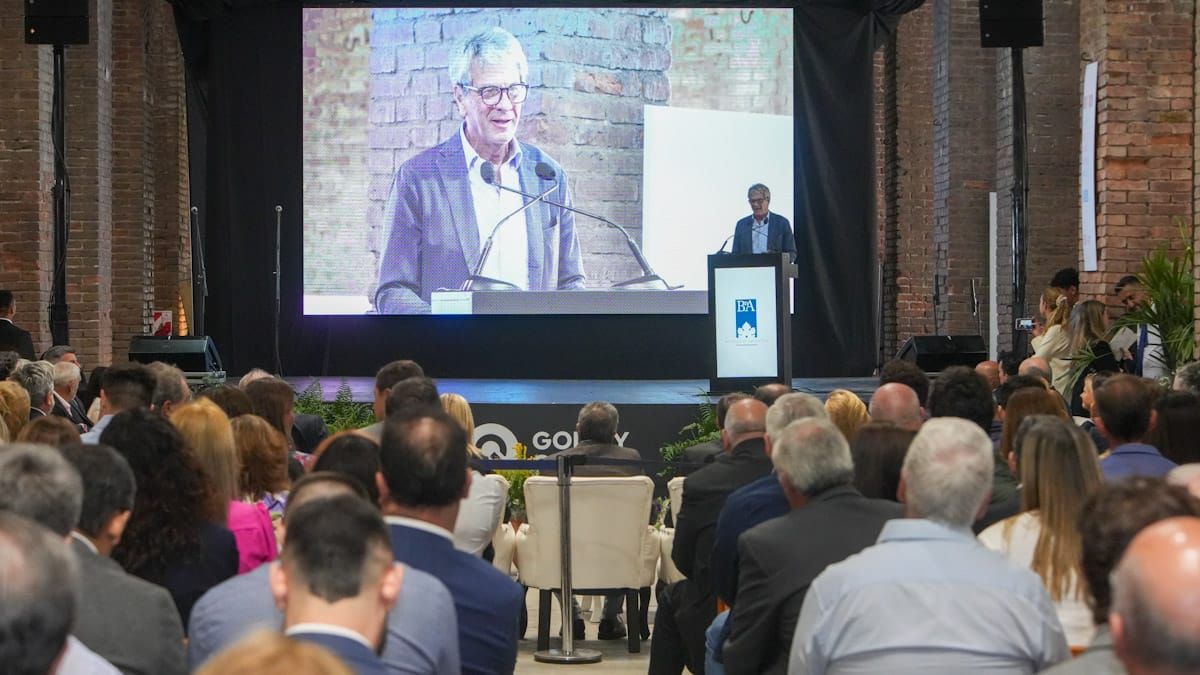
[547, 401, 641, 477]
[1050, 267, 1080, 307]
[823, 389, 868, 442]
[13, 360, 56, 419]
[753, 383, 792, 407]
[361, 359, 426, 442]
[232, 414, 292, 516]
[1032, 286, 1073, 395]
[379, 411, 523, 675]
[1020, 355, 1054, 385]
[384, 375, 441, 419]
[40, 344, 81, 367]
[1145, 390, 1200, 466]
[1065, 300, 1121, 415]
[879, 359, 930, 408]
[147, 361, 192, 417]
[722, 418, 902, 675]
[269, 495, 401, 675]
[0, 445, 123, 673]
[1041, 477, 1200, 674]
[1109, 517, 1200, 675]
[16, 414, 81, 446]
[0, 348, 21, 380]
[1094, 374, 1177, 479]
[81, 362, 156, 443]
[1114, 275, 1166, 382]
[651, 397, 770, 674]
[0, 379, 31, 437]
[172, 398, 277, 573]
[1076, 370, 1116, 452]
[789, 418, 1069, 673]
[1168, 464, 1200, 499]
[866, 382, 922, 431]
[0, 289, 36, 358]
[51, 359, 92, 430]
[101, 408, 238, 631]
[998, 387, 1069, 467]
[80, 364, 107, 414]
[996, 374, 1052, 410]
[188, 472, 459, 673]
[60, 443, 187, 675]
[849, 421, 915, 501]
[681, 392, 751, 470]
[975, 359, 1001, 391]
[979, 416, 1102, 647]
[1173, 359, 1200, 395]
[447, 395, 507, 560]
[244, 377, 298, 446]
[998, 349, 1022, 384]
[440, 392, 481, 456]
[312, 432, 383, 507]
[196, 383, 254, 419]
[195, 631, 353, 675]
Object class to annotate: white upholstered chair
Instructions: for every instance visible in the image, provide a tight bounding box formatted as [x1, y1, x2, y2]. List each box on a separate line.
[488, 474, 515, 575]
[667, 476, 685, 526]
[516, 476, 658, 652]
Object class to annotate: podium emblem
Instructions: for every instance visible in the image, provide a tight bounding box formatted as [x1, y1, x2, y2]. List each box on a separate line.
[735, 298, 757, 339]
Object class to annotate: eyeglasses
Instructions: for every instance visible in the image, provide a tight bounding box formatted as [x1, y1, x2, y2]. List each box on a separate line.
[748, 198, 768, 205]
[461, 83, 529, 106]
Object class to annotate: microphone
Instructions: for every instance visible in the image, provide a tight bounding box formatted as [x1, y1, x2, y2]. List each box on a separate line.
[486, 164, 678, 290]
[462, 164, 558, 292]
[715, 232, 736, 254]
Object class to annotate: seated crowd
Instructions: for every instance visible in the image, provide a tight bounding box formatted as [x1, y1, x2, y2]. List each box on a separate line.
[0, 266, 1197, 674]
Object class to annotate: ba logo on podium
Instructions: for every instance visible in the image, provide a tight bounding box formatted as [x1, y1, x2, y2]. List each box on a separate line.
[735, 298, 757, 339]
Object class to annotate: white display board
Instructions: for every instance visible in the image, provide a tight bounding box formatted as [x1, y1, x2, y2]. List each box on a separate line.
[713, 266, 779, 378]
[1081, 61, 1098, 272]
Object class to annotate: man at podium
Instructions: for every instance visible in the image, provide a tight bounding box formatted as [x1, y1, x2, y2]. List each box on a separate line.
[731, 184, 796, 263]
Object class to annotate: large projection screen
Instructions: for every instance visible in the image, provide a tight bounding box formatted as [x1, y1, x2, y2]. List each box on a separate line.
[302, 6, 795, 315]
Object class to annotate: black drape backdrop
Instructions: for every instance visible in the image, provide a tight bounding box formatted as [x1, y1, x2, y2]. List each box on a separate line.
[176, 0, 921, 379]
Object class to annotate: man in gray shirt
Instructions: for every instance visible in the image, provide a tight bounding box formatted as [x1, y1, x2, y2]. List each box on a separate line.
[187, 472, 460, 674]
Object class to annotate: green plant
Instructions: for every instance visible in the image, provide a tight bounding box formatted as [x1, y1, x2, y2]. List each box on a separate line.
[659, 396, 719, 478]
[497, 469, 536, 521]
[292, 379, 376, 433]
[1111, 218, 1196, 381]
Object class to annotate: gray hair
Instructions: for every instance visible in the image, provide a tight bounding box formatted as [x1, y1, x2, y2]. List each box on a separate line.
[238, 368, 274, 388]
[766, 392, 828, 441]
[450, 26, 528, 87]
[747, 183, 771, 200]
[1175, 361, 1200, 396]
[52, 361, 81, 389]
[0, 512, 79, 674]
[577, 401, 619, 443]
[0, 444, 84, 537]
[11, 361, 55, 406]
[148, 362, 190, 409]
[771, 418, 854, 495]
[40, 345, 76, 363]
[902, 417, 993, 528]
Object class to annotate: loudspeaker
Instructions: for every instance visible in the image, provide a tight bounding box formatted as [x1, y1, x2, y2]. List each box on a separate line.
[129, 336, 223, 373]
[896, 335, 988, 372]
[979, 0, 1043, 48]
[25, 0, 89, 45]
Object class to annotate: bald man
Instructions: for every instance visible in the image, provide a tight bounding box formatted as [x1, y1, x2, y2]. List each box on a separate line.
[1168, 464, 1200, 499]
[1019, 356, 1053, 385]
[868, 383, 922, 431]
[652, 398, 771, 673]
[1110, 517, 1200, 675]
[975, 361, 1001, 391]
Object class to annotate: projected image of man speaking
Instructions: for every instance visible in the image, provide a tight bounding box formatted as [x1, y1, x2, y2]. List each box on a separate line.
[373, 26, 586, 314]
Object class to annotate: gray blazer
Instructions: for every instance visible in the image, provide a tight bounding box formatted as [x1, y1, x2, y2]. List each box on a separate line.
[70, 537, 187, 675]
[1038, 626, 1122, 675]
[374, 132, 586, 313]
[546, 440, 643, 477]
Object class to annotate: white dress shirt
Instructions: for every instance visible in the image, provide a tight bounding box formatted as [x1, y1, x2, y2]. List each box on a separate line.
[452, 471, 508, 557]
[461, 127, 527, 289]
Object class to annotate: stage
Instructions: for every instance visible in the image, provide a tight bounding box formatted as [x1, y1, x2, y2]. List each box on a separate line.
[287, 376, 879, 460]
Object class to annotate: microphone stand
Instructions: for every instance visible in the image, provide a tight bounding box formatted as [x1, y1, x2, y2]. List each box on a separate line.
[461, 182, 559, 292]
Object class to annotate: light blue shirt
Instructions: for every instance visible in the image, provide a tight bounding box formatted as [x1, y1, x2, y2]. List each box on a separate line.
[751, 214, 769, 254]
[188, 563, 461, 674]
[80, 414, 114, 444]
[789, 519, 1068, 675]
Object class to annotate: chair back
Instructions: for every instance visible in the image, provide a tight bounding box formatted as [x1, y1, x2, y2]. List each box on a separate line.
[667, 476, 685, 525]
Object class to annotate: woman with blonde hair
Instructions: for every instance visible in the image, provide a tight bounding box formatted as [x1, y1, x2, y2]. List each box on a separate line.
[171, 398, 277, 572]
[0, 380, 30, 439]
[231, 414, 291, 516]
[1065, 300, 1121, 415]
[825, 389, 869, 442]
[440, 392, 506, 557]
[979, 415, 1102, 647]
[441, 392, 482, 456]
[1032, 287, 1073, 395]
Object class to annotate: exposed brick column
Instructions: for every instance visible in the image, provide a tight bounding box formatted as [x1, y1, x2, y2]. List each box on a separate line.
[933, 0, 995, 337]
[1078, 0, 1193, 303]
[64, 0, 115, 368]
[0, 5, 54, 353]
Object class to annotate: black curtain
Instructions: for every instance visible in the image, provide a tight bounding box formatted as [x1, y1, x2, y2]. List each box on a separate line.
[176, 0, 921, 378]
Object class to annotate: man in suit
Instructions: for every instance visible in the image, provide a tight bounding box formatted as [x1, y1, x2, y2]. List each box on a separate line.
[1115, 275, 1166, 382]
[11, 360, 55, 420]
[270, 494, 401, 675]
[681, 393, 750, 472]
[147, 362, 191, 418]
[187, 472, 459, 674]
[649, 398, 771, 675]
[51, 359, 93, 431]
[0, 290, 36, 359]
[374, 26, 584, 314]
[379, 410, 524, 675]
[360, 360, 427, 442]
[730, 184, 796, 263]
[721, 419, 902, 675]
[60, 444, 187, 675]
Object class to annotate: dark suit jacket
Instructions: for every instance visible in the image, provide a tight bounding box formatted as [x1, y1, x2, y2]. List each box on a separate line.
[710, 472, 789, 607]
[0, 318, 35, 359]
[388, 521, 523, 675]
[374, 132, 586, 314]
[290, 631, 387, 675]
[127, 522, 238, 634]
[680, 439, 723, 474]
[52, 394, 93, 431]
[291, 413, 329, 455]
[70, 537, 187, 675]
[544, 440, 642, 477]
[722, 486, 902, 675]
[29, 406, 47, 421]
[670, 437, 773, 662]
[730, 213, 797, 262]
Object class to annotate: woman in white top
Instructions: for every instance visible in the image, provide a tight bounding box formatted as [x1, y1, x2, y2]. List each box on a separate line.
[442, 393, 508, 557]
[1031, 286, 1073, 396]
[979, 415, 1102, 648]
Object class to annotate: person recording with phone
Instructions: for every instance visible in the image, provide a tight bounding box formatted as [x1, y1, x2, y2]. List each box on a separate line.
[730, 184, 796, 262]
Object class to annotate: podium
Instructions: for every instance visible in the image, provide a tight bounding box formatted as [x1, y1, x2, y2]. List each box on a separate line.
[708, 253, 796, 392]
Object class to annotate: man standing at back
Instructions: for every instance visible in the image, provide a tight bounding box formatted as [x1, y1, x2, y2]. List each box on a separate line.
[789, 418, 1068, 674]
[379, 410, 524, 675]
[0, 289, 36, 359]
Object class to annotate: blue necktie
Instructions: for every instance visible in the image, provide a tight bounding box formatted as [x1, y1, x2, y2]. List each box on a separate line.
[1136, 325, 1148, 377]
